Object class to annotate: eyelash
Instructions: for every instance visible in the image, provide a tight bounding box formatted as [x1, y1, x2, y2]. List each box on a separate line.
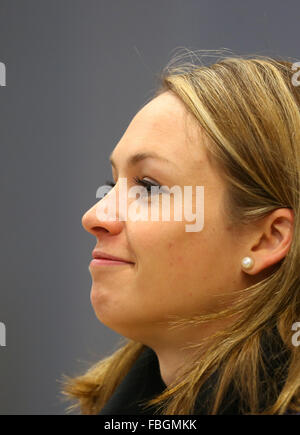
[105, 177, 160, 194]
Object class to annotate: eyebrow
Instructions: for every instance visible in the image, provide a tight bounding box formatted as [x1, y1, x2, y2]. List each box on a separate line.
[109, 151, 175, 169]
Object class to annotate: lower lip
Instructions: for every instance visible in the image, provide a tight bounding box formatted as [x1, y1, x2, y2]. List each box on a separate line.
[90, 259, 134, 266]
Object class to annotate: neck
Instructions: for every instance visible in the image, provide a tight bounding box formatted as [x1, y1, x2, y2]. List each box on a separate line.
[147, 315, 237, 387]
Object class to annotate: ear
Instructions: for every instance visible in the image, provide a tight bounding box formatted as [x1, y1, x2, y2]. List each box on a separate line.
[243, 208, 294, 275]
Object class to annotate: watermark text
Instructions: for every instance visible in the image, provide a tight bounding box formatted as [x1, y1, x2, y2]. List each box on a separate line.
[95, 178, 204, 232]
[0, 322, 6, 347]
[291, 62, 300, 87]
[0, 62, 6, 86]
[292, 322, 300, 347]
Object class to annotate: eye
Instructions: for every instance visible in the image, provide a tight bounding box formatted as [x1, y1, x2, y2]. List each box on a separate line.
[105, 177, 162, 195]
[105, 180, 116, 188]
[132, 176, 161, 194]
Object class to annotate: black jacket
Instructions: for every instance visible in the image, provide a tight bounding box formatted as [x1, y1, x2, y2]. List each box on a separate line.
[98, 327, 295, 415]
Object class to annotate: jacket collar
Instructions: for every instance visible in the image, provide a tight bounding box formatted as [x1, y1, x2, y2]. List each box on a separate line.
[98, 326, 290, 415]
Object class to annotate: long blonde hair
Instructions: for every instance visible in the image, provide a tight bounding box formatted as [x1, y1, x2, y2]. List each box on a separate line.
[61, 49, 300, 414]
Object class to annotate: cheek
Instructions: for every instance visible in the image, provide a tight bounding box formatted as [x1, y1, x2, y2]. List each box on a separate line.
[127, 221, 174, 257]
[127, 219, 229, 293]
[127, 222, 189, 282]
[166, 242, 185, 270]
[165, 227, 226, 286]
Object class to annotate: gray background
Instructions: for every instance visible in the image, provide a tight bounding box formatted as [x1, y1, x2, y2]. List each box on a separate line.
[0, 0, 298, 415]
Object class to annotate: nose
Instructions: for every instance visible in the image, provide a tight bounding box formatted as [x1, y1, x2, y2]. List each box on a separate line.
[81, 192, 124, 237]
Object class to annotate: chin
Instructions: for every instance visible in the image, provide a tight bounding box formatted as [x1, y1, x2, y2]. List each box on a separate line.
[90, 291, 148, 340]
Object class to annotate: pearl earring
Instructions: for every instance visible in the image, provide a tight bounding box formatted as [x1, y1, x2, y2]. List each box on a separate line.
[241, 256, 254, 270]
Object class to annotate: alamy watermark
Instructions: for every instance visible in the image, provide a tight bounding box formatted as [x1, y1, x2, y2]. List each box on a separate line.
[95, 178, 204, 232]
[291, 62, 300, 87]
[0, 61, 7, 348]
[291, 322, 300, 347]
[0, 322, 6, 347]
[0, 61, 6, 86]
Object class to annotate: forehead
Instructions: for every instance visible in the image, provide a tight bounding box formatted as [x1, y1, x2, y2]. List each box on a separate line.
[112, 91, 207, 172]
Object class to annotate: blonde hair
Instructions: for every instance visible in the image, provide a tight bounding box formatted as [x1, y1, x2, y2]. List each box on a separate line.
[61, 49, 300, 414]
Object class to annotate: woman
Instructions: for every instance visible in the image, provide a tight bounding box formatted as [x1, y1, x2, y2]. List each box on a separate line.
[62, 51, 300, 414]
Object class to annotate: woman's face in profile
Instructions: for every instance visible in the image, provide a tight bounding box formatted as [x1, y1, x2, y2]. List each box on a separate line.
[82, 91, 248, 346]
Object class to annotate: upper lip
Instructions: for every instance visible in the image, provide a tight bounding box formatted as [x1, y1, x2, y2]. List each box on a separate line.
[92, 250, 134, 263]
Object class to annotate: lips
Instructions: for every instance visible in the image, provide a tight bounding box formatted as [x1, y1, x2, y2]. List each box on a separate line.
[92, 250, 134, 264]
